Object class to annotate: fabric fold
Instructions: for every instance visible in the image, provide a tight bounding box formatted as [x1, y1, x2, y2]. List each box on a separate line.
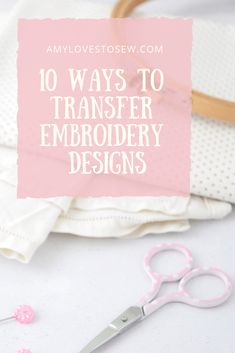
[0, 196, 73, 263]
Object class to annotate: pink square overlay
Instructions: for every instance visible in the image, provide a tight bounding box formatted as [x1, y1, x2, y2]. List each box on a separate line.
[17, 18, 192, 197]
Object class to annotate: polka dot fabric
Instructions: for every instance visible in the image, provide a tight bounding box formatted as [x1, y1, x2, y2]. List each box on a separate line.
[192, 20, 235, 102]
[0, 1, 234, 203]
[0, 25, 17, 147]
[191, 20, 235, 203]
[191, 115, 235, 203]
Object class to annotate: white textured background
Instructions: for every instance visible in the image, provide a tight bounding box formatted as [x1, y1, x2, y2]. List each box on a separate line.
[0, 1, 234, 353]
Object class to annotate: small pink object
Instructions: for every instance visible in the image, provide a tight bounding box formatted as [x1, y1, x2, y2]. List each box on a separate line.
[17, 350, 32, 353]
[13, 305, 35, 324]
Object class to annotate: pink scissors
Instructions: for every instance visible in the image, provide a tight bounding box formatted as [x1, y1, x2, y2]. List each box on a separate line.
[79, 243, 232, 353]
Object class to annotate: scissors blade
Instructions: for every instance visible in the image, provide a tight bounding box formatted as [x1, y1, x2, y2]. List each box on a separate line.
[79, 325, 119, 353]
[79, 306, 144, 353]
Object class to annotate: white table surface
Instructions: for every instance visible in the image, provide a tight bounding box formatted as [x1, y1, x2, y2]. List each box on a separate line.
[0, 209, 234, 353]
[0, 1, 234, 353]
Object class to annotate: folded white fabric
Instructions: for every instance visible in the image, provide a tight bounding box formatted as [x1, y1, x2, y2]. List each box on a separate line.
[0, 175, 232, 263]
[0, 195, 71, 263]
[0, 146, 232, 263]
[54, 196, 231, 239]
[0, 0, 233, 263]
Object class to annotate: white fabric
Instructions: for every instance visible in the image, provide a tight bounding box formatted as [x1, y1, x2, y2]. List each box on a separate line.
[191, 20, 235, 203]
[191, 116, 235, 202]
[0, 196, 71, 262]
[0, 190, 232, 263]
[0, 0, 233, 263]
[0, 146, 232, 263]
[192, 20, 235, 102]
[54, 196, 231, 238]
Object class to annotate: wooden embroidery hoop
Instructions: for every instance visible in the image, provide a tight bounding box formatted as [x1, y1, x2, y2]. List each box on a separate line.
[112, 0, 235, 123]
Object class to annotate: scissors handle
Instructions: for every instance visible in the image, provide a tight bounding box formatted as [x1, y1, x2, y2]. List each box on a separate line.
[138, 243, 193, 306]
[143, 267, 232, 316]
